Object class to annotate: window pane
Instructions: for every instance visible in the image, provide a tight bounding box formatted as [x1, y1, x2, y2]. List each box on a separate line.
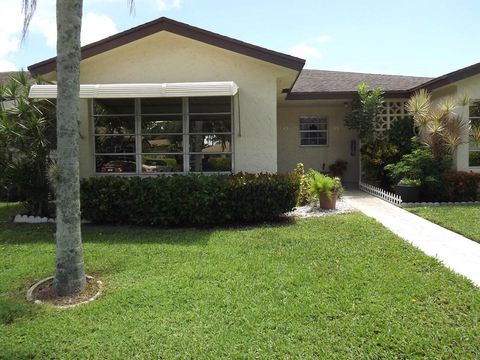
[189, 154, 232, 172]
[300, 117, 327, 131]
[141, 115, 183, 134]
[469, 152, 480, 167]
[470, 139, 480, 151]
[95, 136, 136, 153]
[142, 135, 183, 153]
[300, 132, 327, 146]
[189, 134, 232, 153]
[94, 116, 135, 134]
[189, 96, 231, 113]
[96, 155, 136, 173]
[470, 101, 480, 117]
[189, 114, 231, 133]
[94, 99, 134, 115]
[142, 155, 183, 173]
[141, 98, 182, 114]
[471, 118, 480, 128]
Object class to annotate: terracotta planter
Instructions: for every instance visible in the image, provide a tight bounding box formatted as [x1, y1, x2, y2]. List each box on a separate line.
[319, 192, 337, 210]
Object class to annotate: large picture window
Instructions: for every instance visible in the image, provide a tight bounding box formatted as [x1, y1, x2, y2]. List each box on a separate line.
[299, 116, 328, 146]
[469, 101, 480, 167]
[93, 97, 233, 174]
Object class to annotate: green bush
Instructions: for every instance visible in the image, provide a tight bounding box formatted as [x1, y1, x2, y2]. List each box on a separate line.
[387, 117, 415, 156]
[361, 140, 399, 187]
[81, 173, 299, 226]
[385, 148, 452, 201]
[442, 171, 480, 201]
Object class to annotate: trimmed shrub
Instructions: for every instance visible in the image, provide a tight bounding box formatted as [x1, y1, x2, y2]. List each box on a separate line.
[81, 173, 299, 226]
[442, 171, 480, 202]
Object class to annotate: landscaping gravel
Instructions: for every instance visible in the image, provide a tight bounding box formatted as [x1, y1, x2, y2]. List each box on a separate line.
[286, 199, 356, 218]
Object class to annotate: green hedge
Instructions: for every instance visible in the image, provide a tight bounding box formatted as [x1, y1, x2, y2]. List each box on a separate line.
[80, 173, 299, 226]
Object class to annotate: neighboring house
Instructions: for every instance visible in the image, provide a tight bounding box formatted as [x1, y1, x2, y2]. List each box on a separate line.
[27, 17, 480, 185]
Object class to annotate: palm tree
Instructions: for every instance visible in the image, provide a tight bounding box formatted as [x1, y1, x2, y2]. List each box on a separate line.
[22, 0, 134, 297]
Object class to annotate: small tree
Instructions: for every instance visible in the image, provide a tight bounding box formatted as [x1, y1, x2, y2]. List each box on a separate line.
[344, 83, 385, 141]
[406, 89, 469, 164]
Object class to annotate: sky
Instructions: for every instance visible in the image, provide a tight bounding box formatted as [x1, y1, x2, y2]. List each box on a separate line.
[1, 0, 480, 77]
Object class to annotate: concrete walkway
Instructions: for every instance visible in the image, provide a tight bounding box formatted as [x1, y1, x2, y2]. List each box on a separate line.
[343, 190, 480, 287]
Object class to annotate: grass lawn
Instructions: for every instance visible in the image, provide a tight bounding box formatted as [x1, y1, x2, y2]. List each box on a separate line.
[409, 205, 480, 243]
[1, 203, 480, 359]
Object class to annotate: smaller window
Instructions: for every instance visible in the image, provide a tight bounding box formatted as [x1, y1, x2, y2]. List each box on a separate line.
[299, 116, 328, 146]
[469, 101, 480, 167]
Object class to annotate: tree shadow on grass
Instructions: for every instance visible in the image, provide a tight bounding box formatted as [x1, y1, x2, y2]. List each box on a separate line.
[81, 216, 297, 245]
[1, 216, 297, 246]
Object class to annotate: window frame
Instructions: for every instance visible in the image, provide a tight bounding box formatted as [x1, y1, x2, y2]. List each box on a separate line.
[90, 96, 234, 175]
[468, 100, 480, 169]
[298, 116, 328, 147]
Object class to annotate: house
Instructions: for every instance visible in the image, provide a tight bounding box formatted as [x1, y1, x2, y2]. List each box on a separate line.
[27, 17, 480, 185]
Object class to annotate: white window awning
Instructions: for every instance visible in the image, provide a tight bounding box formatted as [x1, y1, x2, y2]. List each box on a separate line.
[29, 81, 239, 99]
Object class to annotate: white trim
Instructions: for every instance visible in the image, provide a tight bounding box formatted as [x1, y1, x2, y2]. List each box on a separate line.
[29, 82, 239, 99]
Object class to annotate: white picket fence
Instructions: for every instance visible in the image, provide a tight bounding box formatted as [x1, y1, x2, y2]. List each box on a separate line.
[359, 182, 403, 205]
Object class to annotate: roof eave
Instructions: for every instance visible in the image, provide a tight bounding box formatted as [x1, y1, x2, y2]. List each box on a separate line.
[286, 90, 411, 100]
[28, 17, 305, 75]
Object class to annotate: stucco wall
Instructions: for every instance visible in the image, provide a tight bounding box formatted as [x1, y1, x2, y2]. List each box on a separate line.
[44, 31, 297, 177]
[277, 101, 359, 184]
[431, 74, 480, 173]
[76, 31, 296, 177]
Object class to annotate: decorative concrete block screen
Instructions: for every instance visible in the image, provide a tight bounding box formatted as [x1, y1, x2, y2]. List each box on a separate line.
[374, 101, 409, 138]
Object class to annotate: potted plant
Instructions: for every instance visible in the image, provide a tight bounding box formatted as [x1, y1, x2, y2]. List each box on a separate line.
[329, 159, 348, 179]
[394, 178, 421, 203]
[307, 171, 344, 209]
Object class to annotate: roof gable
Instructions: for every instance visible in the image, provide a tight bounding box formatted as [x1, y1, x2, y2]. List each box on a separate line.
[28, 17, 305, 75]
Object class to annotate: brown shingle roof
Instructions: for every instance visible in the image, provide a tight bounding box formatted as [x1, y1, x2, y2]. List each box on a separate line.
[288, 69, 433, 99]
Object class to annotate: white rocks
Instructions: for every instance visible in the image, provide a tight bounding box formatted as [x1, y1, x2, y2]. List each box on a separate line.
[13, 214, 90, 224]
[286, 199, 355, 218]
[13, 214, 55, 224]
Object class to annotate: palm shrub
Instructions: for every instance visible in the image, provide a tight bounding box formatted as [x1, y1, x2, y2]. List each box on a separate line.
[0, 72, 56, 216]
[406, 89, 469, 164]
[307, 171, 343, 207]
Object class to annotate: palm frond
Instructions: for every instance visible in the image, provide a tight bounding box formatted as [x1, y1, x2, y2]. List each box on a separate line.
[459, 93, 472, 107]
[21, 0, 38, 42]
[471, 126, 480, 145]
[438, 97, 457, 117]
[406, 89, 431, 126]
[128, 0, 136, 14]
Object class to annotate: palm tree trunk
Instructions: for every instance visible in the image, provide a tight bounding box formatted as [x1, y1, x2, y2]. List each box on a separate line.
[53, 0, 86, 296]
